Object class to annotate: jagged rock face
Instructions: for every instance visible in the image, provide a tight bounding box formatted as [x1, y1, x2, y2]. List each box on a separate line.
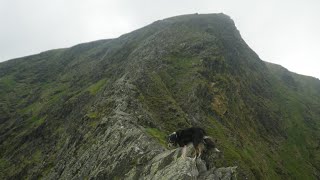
[126, 146, 237, 180]
[0, 13, 320, 179]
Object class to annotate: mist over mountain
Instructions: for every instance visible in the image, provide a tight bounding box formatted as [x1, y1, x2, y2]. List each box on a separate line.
[0, 13, 319, 179]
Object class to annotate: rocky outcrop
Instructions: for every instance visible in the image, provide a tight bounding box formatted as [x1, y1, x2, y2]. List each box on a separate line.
[126, 146, 237, 180]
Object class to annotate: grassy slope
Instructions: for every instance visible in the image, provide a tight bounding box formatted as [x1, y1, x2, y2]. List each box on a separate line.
[266, 62, 320, 178]
[0, 40, 116, 178]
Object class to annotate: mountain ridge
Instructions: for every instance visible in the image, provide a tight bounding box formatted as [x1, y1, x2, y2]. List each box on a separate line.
[0, 13, 319, 179]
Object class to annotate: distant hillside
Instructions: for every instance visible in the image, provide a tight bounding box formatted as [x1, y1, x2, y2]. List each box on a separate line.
[0, 13, 319, 179]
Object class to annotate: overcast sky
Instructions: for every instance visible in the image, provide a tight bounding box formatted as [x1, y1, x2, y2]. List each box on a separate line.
[1, 0, 319, 79]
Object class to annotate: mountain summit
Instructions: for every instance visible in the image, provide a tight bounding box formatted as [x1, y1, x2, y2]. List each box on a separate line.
[0, 13, 319, 179]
